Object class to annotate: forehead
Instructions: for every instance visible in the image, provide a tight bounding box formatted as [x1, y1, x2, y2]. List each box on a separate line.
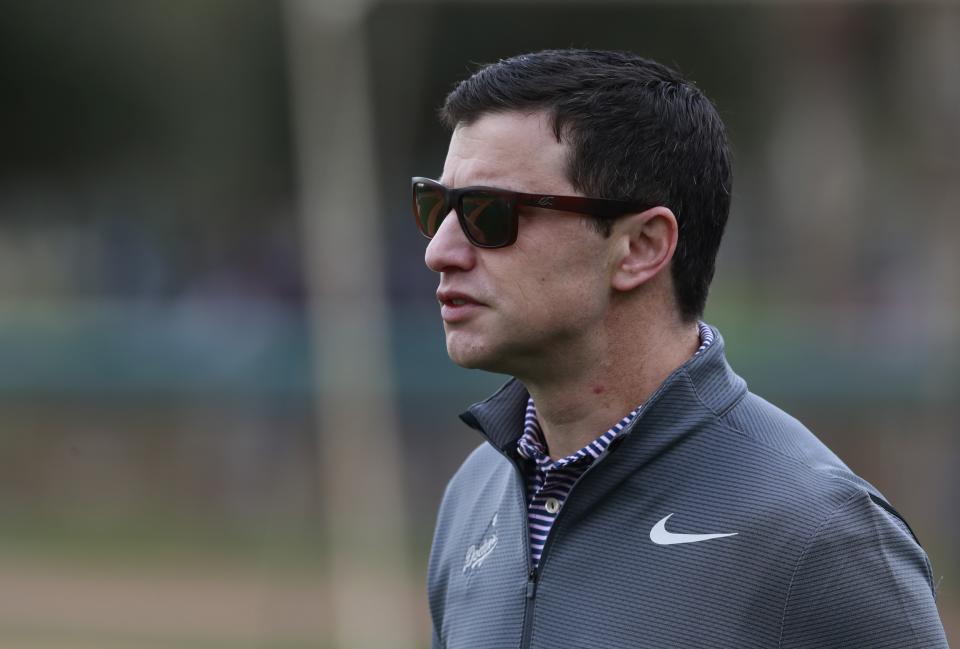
[440, 110, 574, 194]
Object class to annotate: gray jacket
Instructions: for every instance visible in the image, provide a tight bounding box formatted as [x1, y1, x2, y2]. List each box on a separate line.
[428, 328, 948, 648]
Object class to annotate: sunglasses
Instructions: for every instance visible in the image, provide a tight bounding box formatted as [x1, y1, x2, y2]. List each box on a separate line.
[411, 177, 653, 248]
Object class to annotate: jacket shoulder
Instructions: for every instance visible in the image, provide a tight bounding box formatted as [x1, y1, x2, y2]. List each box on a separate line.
[778, 489, 947, 647]
[718, 391, 928, 547]
[715, 393, 945, 644]
[723, 392, 876, 492]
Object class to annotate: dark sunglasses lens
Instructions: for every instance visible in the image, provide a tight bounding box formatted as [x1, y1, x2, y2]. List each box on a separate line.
[413, 183, 447, 237]
[460, 192, 512, 247]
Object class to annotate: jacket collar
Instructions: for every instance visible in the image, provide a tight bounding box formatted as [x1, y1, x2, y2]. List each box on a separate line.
[459, 325, 747, 455]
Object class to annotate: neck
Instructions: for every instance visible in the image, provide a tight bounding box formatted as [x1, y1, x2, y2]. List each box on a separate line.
[520, 307, 700, 460]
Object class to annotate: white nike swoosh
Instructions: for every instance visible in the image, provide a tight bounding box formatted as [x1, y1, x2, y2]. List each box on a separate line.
[650, 513, 738, 545]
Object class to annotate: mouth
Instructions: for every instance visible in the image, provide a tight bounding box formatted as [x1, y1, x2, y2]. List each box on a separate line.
[436, 290, 485, 323]
[441, 297, 476, 308]
[436, 290, 484, 307]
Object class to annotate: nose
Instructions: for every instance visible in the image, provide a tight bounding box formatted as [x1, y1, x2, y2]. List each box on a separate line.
[425, 208, 476, 273]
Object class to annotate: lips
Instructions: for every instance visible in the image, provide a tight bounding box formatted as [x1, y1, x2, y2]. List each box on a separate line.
[437, 290, 483, 307]
[436, 289, 485, 323]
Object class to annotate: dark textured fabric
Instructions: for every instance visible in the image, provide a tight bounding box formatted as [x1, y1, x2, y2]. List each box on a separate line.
[427, 327, 949, 648]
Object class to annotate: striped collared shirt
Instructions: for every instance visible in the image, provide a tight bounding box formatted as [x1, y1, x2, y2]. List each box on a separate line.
[516, 323, 715, 567]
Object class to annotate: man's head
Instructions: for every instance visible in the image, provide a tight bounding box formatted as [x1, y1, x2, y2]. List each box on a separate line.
[420, 49, 731, 377]
[437, 49, 732, 322]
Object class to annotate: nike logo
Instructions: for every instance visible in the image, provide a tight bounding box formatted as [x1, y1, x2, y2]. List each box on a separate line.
[650, 513, 738, 545]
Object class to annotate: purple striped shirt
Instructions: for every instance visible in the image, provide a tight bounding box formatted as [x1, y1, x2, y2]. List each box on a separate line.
[516, 323, 715, 567]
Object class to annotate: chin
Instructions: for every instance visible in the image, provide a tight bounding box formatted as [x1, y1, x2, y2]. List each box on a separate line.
[446, 343, 487, 370]
[446, 338, 525, 377]
[445, 333, 498, 371]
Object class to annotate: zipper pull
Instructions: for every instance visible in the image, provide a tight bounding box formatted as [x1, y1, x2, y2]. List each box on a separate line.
[525, 569, 538, 599]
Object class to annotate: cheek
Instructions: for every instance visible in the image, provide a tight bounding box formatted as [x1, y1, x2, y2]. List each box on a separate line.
[493, 227, 612, 325]
[525, 269, 608, 328]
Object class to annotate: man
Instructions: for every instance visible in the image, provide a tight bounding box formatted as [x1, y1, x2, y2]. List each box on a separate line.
[414, 50, 948, 648]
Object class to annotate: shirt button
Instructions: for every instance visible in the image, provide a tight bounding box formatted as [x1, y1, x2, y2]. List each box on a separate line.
[545, 498, 561, 514]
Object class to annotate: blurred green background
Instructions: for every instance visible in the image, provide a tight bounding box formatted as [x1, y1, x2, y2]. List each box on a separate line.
[0, 1, 956, 647]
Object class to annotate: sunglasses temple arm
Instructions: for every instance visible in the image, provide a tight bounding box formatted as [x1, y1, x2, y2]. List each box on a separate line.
[515, 195, 652, 218]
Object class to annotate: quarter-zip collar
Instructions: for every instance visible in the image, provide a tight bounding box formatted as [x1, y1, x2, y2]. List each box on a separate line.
[459, 325, 747, 461]
[459, 378, 529, 454]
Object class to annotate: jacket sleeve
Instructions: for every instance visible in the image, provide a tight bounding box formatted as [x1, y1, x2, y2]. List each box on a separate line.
[431, 624, 443, 649]
[779, 490, 949, 648]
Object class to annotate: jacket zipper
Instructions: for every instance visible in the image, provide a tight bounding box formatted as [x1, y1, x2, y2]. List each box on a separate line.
[520, 567, 538, 648]
[511, 435, 635, 649]
[507, 458, 536, 649]
[499, 410, 647, 648]
[512, 455, 600, 649]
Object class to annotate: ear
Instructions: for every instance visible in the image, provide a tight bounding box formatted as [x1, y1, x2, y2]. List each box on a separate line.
[610, 207, 678, 292]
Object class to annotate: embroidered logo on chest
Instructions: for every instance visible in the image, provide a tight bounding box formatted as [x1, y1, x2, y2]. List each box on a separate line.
[462, 513, 499, 574]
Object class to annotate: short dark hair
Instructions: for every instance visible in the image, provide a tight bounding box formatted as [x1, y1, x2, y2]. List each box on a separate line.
[440, 49, 732, 322]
